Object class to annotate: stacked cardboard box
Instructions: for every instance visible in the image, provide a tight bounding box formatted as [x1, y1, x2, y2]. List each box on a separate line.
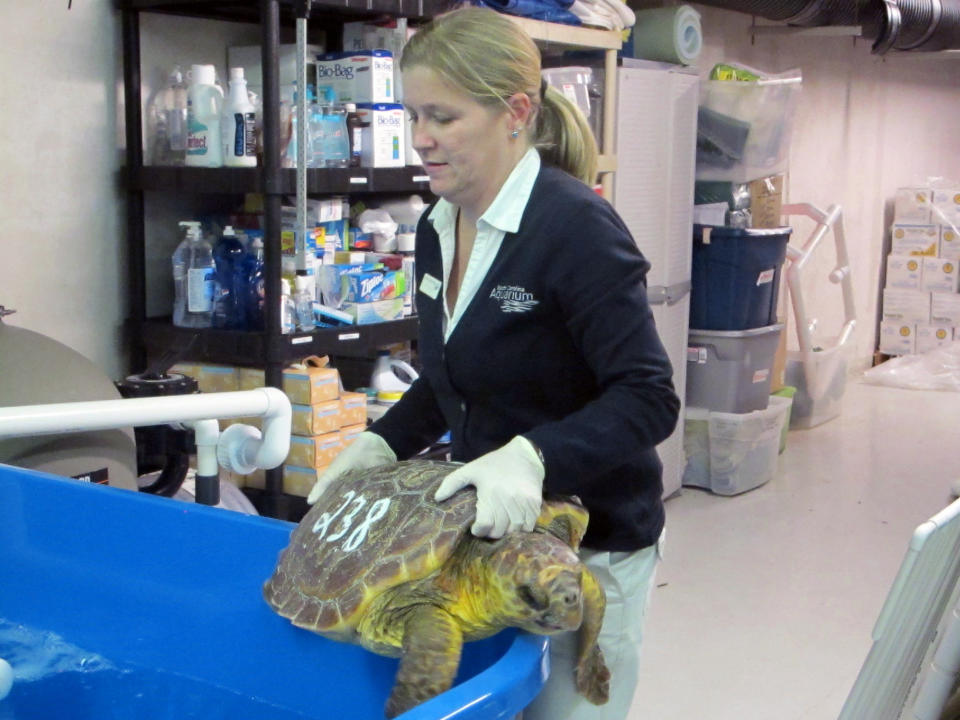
[170, 356, 367, 496]
[879, 186, 960, 355]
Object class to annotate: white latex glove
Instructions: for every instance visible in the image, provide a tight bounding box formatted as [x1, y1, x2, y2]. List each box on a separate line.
[434, 436, 545, 539]
[306, 431, 397, 505]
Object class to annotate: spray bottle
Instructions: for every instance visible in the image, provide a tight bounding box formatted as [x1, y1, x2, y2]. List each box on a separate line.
[172, 221, 215, 328]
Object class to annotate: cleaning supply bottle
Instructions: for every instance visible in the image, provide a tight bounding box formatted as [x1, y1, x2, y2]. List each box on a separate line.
[212, 225, 246, 328]
[151, 65, 188, 166]
[172, 221, 215, 328]
[221, 67, 257, 167]
[294, 274, 316, 331]
[240, 235, 265, 330]
[344, 102, 368, 168]
[185, 64, 224, 167]
[280, 278, 296, 334]
[370, 350, 419, 395]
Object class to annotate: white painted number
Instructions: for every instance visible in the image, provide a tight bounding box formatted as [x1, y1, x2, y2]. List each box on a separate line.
[312, 491, 391, 552]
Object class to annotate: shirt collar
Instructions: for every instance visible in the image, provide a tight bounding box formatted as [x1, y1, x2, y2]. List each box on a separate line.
[428, 147, 541, 235]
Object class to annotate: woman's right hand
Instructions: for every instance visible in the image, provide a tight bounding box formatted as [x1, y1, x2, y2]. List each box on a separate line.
[306, 431, 397, 505]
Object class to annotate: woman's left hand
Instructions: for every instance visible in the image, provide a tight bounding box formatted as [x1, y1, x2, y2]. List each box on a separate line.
[434, 436, 545, 538]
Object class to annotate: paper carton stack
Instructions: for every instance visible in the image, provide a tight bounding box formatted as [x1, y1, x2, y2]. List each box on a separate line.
[880, 185, 960, 355]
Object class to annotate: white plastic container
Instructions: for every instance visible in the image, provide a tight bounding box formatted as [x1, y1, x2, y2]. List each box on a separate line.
[682, 395, 791, 496]
[221, 67, 257, 168]
[185, 64, 224, 167]
[371, 350, 418, 393]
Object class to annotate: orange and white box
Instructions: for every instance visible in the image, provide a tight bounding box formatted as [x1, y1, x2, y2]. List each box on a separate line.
[291, 400, 341, 436]
[879, 321, 916, 355]
[916, 325, 954, 354]
[340, 423, 367, 446]
[283, 464, 328, 497]
[339, 391, 367, 427]
[287, 431, 343, 469]
[890, 224, 939, 256]
[283, 365, 340, 405]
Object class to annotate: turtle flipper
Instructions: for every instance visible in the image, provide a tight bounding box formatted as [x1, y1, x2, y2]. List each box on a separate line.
[575, 567, 610, 704]
[385, 605, 464, 718]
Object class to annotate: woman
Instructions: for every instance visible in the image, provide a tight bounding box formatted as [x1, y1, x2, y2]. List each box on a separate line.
[307, 6, 680, 718]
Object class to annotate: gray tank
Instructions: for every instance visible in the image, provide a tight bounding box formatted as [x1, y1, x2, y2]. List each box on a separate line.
[0, 317, 137, 490]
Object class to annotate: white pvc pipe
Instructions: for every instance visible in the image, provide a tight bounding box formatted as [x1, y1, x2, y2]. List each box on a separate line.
[0, 388, 292, 474]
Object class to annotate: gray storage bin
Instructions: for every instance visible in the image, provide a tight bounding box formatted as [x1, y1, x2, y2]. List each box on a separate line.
[685, 323, 783, 413]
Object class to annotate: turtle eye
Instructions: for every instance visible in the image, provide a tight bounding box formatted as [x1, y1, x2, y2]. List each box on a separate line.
[518, 584, 549, 611]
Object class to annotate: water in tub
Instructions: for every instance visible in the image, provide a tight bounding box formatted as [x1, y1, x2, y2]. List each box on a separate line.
[0, 619, 312, 719]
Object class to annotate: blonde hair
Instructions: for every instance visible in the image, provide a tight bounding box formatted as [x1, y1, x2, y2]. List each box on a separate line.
[400, 5, 598, 185]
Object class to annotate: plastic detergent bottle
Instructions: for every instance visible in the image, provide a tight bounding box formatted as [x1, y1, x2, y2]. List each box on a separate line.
[370, 350, 419, 394]
[212, 225, 246, 329]
[185, 64, 224, 167]
[240, 235, 265, 330]
[221, 67, 257, 167]
[294, 275, 316, 331]
[172, 221, 215, 328]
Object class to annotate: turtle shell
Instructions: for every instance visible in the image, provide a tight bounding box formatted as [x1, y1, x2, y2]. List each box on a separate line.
[263, 460, 475, 638]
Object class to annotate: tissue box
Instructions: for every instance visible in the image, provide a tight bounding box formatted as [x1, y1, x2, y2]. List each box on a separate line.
[356, 104, 405, 168]
[287, 431, 344, 469]
[342, 297, 405, 324]
[890, 224, 939, 256]
[316, 50, 393, 104]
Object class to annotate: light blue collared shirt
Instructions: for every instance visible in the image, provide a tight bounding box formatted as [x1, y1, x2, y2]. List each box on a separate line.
[427, 147, 541, 341]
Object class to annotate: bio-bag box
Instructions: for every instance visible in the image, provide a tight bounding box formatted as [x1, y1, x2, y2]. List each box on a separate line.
[355, 103, 405, 167]
[315, 50, 393, 104]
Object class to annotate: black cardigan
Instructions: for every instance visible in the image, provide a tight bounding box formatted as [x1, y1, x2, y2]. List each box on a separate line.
[371, 165, 680, 551]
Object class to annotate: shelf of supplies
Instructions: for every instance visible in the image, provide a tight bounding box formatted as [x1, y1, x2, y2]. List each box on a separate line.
[138, 316, 419, 364]
[118, 0, 441, 22]
[507, 16, 623, 50]
[129, 166, 433, 195]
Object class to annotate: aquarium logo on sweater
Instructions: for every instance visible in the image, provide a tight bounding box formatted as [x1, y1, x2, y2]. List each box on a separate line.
[489, 285, 539, 313]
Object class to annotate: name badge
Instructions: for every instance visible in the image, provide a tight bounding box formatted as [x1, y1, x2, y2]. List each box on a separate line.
[419, 273, 442, 300]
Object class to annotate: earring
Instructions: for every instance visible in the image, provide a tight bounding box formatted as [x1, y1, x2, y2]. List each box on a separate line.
[511, 129, 520, 138]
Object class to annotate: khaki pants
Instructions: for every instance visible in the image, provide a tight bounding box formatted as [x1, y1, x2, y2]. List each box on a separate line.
[522, 530, 665, 720]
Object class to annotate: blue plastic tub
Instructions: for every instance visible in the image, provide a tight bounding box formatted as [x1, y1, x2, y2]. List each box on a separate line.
[690, 224, 792, 331]
[0, 464, 547, 719]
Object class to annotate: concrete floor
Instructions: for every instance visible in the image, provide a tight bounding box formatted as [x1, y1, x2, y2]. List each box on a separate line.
[632, 378, 960, 720]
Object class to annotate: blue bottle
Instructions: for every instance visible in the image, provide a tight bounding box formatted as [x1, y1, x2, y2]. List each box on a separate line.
[240, 235, 265, 330]
[212, 225, 246, 329]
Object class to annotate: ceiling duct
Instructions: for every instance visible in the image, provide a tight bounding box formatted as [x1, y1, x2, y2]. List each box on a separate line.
[686, 0, 960, 54]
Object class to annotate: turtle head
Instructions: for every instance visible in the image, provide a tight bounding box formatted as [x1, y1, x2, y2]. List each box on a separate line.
[496, 540, 586, 635]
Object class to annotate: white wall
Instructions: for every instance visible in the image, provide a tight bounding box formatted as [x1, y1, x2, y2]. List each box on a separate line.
[0, 1, 126, 379]
[687, 5, 960, 368]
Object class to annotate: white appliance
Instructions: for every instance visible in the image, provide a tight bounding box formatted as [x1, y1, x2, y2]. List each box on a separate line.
[611, 60, 699, 498]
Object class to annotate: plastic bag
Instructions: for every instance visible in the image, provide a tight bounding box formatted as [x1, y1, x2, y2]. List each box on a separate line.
[357, 208, 398, 252]
[862, 341, 960, 391]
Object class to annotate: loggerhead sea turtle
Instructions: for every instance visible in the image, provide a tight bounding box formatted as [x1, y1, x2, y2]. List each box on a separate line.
[263, 459, 609, 718]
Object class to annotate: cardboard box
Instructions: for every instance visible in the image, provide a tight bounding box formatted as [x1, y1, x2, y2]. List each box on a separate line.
[339, 392, 367, 427]
[940, 225, 960, 261]
[355, 104, 405, 168]
[342, 297, 405, 324]
[283, 464, 328, 497]
[882, 288, 930, 324]
[931, 293, 960, 325]
[933, 188, 960, 226]
[283, 357, 341, 405]
[287, 431, 343, 469]
[748, 175, 784, 229]
[921, 257, 959, 293]
[340, 423, 367, 445]
[916, 324, 954, 354]
[238, 367, 265, 390]
[890, 224, 939, 256]
[894, 187, 933, 224]
[879, 321, 916, 355]
[885, 255, 922, 290]
[291, 400, 341, 437]
[315, 50, 394, 104]
[197, 364, 239, 393]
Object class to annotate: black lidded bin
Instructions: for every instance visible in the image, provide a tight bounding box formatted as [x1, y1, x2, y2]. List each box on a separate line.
[690, 224, 792, 331]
